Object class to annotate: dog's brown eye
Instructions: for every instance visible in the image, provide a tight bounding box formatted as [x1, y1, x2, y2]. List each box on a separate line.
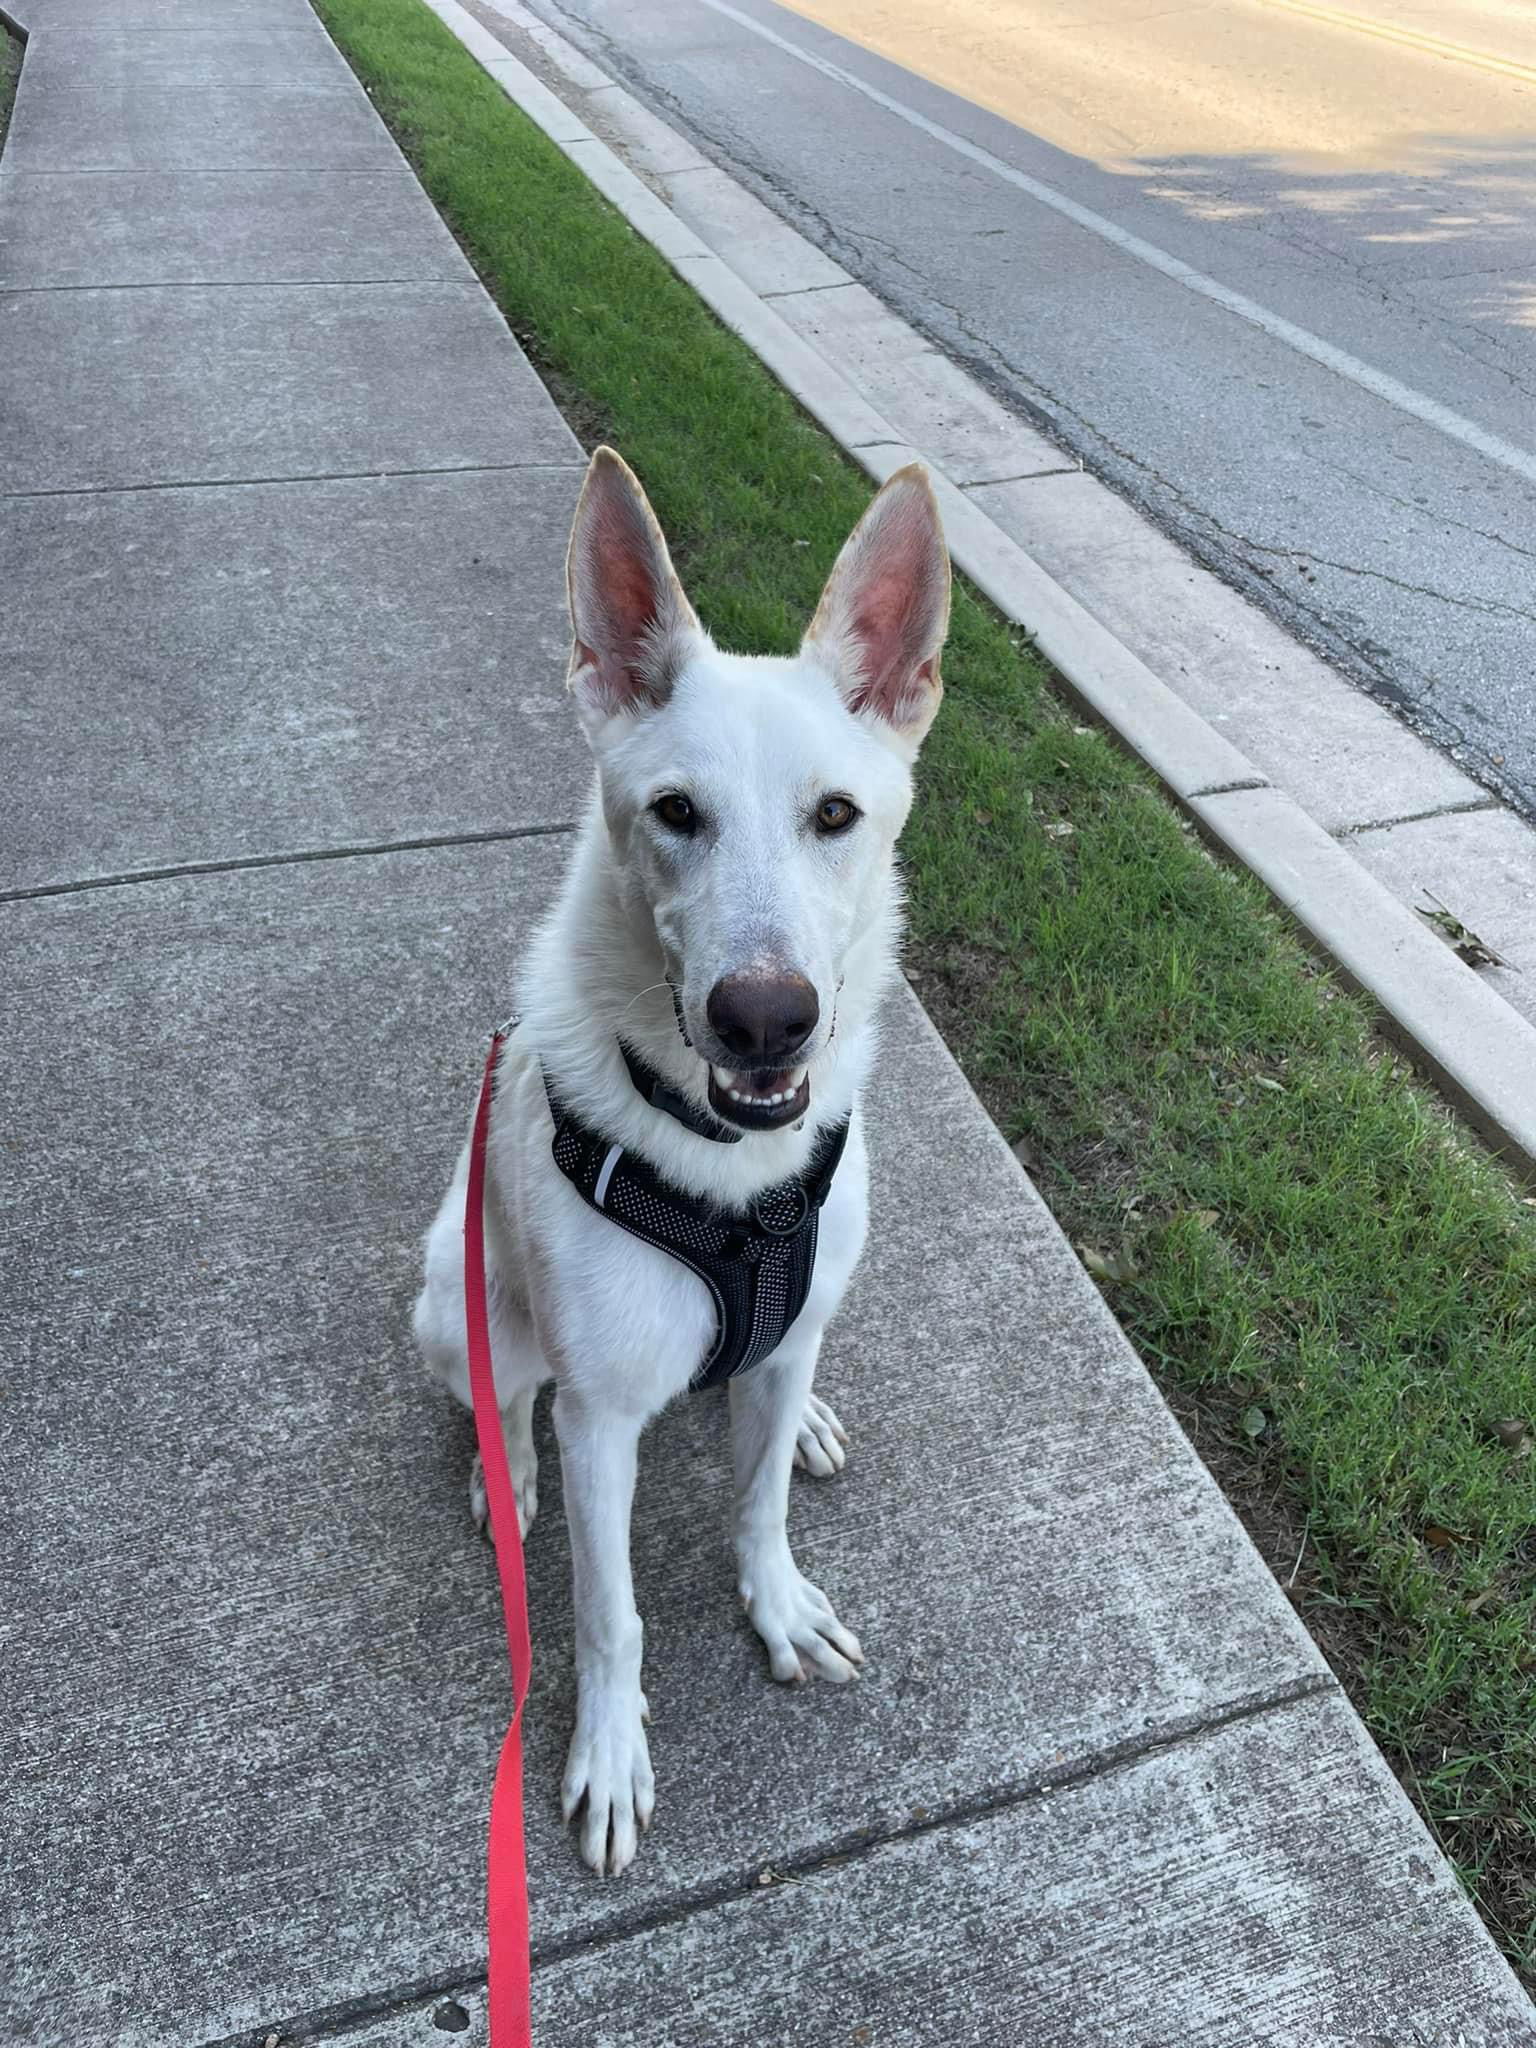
[815, 795, 859, 835]
[653, 792, 696, 834]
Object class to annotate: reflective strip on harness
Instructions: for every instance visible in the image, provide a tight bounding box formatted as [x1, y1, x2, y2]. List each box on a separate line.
[592, 1143, 623, 1209]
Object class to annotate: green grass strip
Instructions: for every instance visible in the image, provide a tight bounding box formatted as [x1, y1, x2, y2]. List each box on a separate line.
[317, 0, 1536, 1979]
[0, 16, 23, 155]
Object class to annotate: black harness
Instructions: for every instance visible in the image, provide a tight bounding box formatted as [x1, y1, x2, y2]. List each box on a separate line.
[543, 1043, 848, 1389]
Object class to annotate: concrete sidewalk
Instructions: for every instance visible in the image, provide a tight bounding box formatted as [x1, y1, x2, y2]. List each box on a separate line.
[1, 4, 1530, 2044]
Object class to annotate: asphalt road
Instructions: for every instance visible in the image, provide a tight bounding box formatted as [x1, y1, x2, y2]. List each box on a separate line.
[521, 0, 1536, 819]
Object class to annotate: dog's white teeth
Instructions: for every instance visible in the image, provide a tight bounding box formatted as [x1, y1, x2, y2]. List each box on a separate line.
[713, 1067, 802, 1110]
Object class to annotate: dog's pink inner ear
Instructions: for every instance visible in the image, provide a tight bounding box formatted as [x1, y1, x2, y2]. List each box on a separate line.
[569, 452, 696, 717]
[809, 472, 949, 739]
[575, 506, 663, 710]
[844, 546, 944, 727]
[595, 510, 659, 689]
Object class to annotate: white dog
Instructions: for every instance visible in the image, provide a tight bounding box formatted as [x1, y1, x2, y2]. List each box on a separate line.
[413, 447, 949, 1875]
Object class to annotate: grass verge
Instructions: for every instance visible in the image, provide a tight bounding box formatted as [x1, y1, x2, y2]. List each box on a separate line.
[316, 0, 1536, 1981]
[0, 17, 22, 154]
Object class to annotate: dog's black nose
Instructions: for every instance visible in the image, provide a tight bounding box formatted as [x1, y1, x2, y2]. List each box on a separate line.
[707, 972, 819, 1066]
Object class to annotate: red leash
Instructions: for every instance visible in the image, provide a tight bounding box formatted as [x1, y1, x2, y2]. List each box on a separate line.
[464, 1027, 534, 2047]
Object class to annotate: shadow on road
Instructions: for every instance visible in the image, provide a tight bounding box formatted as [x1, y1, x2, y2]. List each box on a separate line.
[1116, 133, 1536, 336]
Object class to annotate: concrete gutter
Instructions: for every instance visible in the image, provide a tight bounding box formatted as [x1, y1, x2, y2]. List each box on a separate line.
[424, 0, 1536, 1176]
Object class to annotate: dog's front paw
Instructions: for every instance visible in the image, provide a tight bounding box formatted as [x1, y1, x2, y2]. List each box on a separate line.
[793, 1392, 849, 1477]
[468, 1445, 538, 1544]
[740, 1551, 864, 1684]
[562, 1686, 655, 1876]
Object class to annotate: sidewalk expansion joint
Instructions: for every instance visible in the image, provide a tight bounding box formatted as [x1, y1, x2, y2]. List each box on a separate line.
[1185, 776, 1271, 799]
[0, 274, 475, 294]
[1, 459, 587, 503]
[0, 164, 420, 178]
[202, 1672, 1337, 2048]
[17, 82, 356, 96]
[759, 281, 852, 301]
[958, 467, 1085, 487]
[523, 1672, 1341, 1976]
[0, 825, 580, 906]
[1336, 795, 1504, 838]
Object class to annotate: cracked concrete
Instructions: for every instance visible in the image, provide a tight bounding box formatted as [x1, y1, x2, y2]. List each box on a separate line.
[1337, 795, 1503, 837]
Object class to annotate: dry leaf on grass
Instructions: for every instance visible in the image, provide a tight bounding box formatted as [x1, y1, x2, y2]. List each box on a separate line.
[1079, 1244, 1139, 1284]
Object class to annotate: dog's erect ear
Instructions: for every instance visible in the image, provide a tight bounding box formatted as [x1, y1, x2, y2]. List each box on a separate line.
[802, 465, 950, 753]
[565, 447, 702, 728]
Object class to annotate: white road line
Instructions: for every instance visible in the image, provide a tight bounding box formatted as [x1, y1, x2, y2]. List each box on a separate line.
[698, 0, 1536, 489]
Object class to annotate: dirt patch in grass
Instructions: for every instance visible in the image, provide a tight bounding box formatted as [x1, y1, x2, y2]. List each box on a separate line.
[1164, 1381, 1377, 1697]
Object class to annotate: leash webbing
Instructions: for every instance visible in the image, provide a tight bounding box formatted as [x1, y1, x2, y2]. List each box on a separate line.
[464, 1028, 533, 2048]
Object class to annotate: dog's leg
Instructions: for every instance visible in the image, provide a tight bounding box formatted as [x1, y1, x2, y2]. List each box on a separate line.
[467, 1380, 540, 1542]
[732, 1334, 864, 1683]
[555, 1388, 655, 1876]
[414, 1150, 545, 1536]
[794, 1390, 849, 1477]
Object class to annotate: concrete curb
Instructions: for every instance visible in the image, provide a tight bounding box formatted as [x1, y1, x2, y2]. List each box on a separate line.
[421, 0, 1536, 1175]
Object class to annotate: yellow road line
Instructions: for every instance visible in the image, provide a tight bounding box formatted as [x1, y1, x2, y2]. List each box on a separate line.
[1254, 0, 1536, 87]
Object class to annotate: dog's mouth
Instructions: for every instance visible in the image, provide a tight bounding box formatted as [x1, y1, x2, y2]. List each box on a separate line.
[707, 1062, 810, 1131]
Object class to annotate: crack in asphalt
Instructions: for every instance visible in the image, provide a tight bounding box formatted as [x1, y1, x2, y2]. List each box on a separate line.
[1221, 531, 1536, 630]
[1231, 209, 1536, 406]
[1312, 454, 1536, 566]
